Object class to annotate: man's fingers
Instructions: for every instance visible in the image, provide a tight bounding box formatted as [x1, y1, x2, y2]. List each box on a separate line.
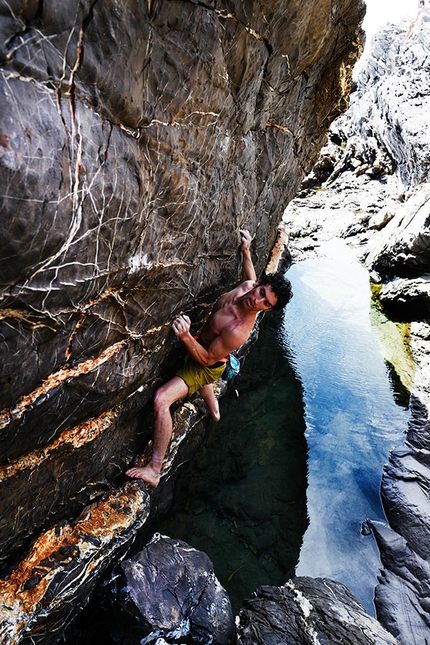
[240, 229, 252, 242]
[172, 314, 191, 335]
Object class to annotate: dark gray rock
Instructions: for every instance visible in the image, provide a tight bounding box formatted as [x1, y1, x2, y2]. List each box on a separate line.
[381, 444, 430, 562]
[365, 185, 430, 280]
[103, 534, 234, 645]
[0, 0, 366, 640]
[236, 577, 399, 644]
[378, 275, 430, 320]
[363, 521, 430, 644]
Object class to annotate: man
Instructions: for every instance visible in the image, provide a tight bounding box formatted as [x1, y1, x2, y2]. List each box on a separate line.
[406, 0, 430, 38]
[126, 229, 292, 487]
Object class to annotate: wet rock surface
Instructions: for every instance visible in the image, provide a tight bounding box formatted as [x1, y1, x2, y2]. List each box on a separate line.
[0, 0, 365, 640]
[101, 534, 234, 645]
[363, 520, 430, 644]
[236, 577, 399, 645]
[283, 19, 430, 645]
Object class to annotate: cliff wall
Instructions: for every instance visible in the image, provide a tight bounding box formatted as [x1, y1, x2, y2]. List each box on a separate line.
[283, 20, 430, 645]
[0, 0, 365, 641]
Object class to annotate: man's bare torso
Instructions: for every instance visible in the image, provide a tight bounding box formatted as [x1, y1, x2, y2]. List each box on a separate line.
[198, 281, 256, 352]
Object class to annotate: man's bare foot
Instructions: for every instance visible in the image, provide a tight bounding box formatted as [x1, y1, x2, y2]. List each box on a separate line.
[126, 464, 161, 487]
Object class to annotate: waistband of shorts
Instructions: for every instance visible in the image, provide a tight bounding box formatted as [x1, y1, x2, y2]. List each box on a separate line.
[208, 358, 228, 368]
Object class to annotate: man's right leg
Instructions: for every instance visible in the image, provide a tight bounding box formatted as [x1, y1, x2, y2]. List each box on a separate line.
[126, 376, 189, 487]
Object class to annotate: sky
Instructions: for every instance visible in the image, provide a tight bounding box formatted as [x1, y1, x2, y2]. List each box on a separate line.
[354, 0, 417, 72]
[362, 0, 416, 42]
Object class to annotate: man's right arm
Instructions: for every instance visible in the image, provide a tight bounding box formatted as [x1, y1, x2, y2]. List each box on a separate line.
[172, 315, 246, 366]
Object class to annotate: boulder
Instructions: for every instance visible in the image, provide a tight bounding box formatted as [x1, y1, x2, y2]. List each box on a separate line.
[363, 521, 430, 644]
[102, 534, 234, 645]
[378, 275, 430, 320]
[365, 185, 430, 280]
[236, 577, 399, 644]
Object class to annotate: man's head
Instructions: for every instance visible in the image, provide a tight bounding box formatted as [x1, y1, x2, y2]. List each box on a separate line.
[258, 272, 293, 311]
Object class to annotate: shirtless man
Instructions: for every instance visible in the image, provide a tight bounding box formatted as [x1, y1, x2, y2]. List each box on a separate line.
[126, 229, 292, 487]
[406, 0, 430, 38]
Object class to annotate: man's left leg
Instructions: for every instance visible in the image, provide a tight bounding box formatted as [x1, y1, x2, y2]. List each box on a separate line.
[126, 376, 189, 487]
[198, 383, 220, 422]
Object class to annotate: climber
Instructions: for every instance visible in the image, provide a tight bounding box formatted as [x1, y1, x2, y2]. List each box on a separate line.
[406, 0, 430, 38]
[126, 228, 292, 487]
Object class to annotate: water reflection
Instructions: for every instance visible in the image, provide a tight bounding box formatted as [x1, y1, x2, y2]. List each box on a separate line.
[280, 238, 410, 614]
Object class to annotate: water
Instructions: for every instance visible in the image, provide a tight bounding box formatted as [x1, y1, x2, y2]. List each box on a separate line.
[281, 238, 410, 613]
[155, 238, 410, 616]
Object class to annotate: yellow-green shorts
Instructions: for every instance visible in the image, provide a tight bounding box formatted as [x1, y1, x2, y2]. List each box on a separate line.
[176, 360, 226, 396]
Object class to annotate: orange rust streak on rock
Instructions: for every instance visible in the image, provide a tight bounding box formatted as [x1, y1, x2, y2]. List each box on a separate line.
[265, 121, 293, 134]
[266, 226, 290, 274]
[0, 341, 127, 430]
[0, 482, 148, 618]
[0, 410, 118, 483]
[0, 309, 56, 331]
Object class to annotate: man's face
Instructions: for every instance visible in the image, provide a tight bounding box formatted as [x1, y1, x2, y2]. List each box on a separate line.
[244, 283, 278, 311]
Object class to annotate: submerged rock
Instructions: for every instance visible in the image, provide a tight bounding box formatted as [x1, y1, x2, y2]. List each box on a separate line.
[236, 577, 399, 644]
[102, 534, 234, 645]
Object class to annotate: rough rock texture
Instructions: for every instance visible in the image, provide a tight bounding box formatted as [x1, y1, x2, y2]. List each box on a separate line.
[378, 275, 430, 321]
[101, 534, 234, 645]
[339, 24, 430, 187]
[0, 399, 207, 645]
[0, 0, 365, 640]
[363, 521, 430, 645]
[365, 186, 430, 280]
[282, 20, 430, 645]
[236, 577, 399, 644]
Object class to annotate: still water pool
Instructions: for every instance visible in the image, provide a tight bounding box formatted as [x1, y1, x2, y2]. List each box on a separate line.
[155, 238, 410, 616]
[281, 239, 410, 614]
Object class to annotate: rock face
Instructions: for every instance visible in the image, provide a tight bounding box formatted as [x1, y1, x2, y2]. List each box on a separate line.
[236, 577, 399, 644]
[0, 0, 365, 641]
[283, 20, 430, 645]
[101, 533, 234, 645]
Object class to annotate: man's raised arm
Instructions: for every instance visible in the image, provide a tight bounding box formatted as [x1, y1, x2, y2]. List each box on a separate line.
[240, 229, 257, 282]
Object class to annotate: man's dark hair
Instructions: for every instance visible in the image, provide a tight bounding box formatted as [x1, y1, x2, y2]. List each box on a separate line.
[259, 272, 293, 311]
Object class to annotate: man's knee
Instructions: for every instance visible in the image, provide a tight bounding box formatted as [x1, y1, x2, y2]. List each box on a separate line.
[153, 377, 188, 412]
[153, 386, 171, 413]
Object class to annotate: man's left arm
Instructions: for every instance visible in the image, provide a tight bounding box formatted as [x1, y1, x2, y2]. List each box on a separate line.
[240, 229, 257, 282]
